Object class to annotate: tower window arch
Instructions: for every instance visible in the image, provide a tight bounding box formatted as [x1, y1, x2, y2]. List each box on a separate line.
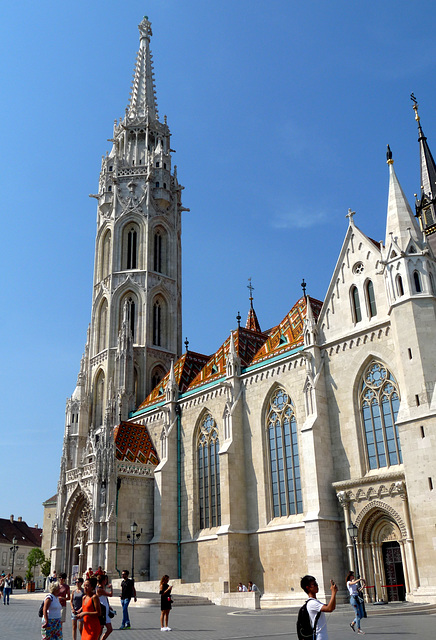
[93, 370, 105, 428]
[413, 270, 422, 293]
[99, 230, 111, 281]
[267, 387, 303, 517]
[122, 223, 140, 270]
[351, 286, 362, 323]
[96, 299, 108, 353]
[153, 300, 161, 346]
[365, 280, 377, 318]
[119, 294, 137, 341]
[197, 413, 221, 529]
[396, 274, 404, 297]
[153, 227, 167, 275]
[151, 366, 166, 391]
[360, 360, 402, 470]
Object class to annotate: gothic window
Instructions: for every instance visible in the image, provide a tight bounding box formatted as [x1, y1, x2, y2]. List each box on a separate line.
[198, 413, 221, 529]
[396, 274, 404, 297]
[120, 295, 136, 341]
[93, 370, 105, 428]
[267, 388, 303, 517]
[100, 230, 111, 281]
[96, 299, 108, 353]
[360, 360, 402, 470]
[153, 301, 161, 346]
[151, 366, 165, 391]
[413, 271, 422, 293]
[351, 286, 362, 323]
[154, 230, 162, 273]
[365, 280, 377, 318]
[122, 223, 139, 270]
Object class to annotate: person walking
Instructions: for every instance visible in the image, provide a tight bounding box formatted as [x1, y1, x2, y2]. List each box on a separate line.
[300, 575, 338, 640]
[159, 575, 173, 632]
[119, 570, 136, 630]
[3, 573, 13, 605]
[346, 571, 366, 635]
[70, 577, 84, 640]
[97, 573, 113, 640]
[58, 573, 71, 625]
[76, 578, 102, 640]
[41, 581, 63, 640]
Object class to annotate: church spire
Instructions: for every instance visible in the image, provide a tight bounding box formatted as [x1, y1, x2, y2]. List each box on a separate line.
[127, 16, 158, 122]
[411, 94, 436, 248]
[384, 145, 420, 251]
[245, 278, 262, 332]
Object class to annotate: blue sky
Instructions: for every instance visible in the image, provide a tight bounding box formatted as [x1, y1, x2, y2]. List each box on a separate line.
[2, 0, 436, 531]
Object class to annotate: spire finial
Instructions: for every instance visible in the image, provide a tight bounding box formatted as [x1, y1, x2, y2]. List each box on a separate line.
[346, 208, 356, 225]
[184, 337, 189, 351]
[236, 311, 241, 328]
[387, 144, 393, 165]
[301, 279, 307, 296]
[247, 277, 254, 308]
[411, 92, 420, 122]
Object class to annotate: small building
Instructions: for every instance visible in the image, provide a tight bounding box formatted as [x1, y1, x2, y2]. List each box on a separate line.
[0, 515, 42, 582]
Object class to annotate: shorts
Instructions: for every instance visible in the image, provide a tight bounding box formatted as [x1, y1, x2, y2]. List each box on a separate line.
[60, 607, 66, 623]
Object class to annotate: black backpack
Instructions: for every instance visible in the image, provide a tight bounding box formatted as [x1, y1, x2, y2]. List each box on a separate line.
[38, 595, 53, 618]
[296, 600, 321, 640]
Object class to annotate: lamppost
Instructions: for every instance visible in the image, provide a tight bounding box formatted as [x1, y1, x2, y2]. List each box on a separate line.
[126, 522, 141, 580]
[10, 537, 18, 594]
[347, 522, 360, 578]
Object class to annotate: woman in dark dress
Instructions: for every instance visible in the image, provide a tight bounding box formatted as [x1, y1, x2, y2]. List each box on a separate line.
[159, 575, 172, 631]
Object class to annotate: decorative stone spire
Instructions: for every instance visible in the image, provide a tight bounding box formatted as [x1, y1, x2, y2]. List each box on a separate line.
[411, 95, 436, 247]
[245, 278, 262, 332]
[166, 359, 178, 403]
[127, 16, 158, 122]
[384, 146, 420, 251]
[226, 332, 241, 379]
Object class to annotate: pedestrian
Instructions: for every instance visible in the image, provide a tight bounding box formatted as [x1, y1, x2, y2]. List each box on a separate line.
[49, 570, 58, 584]
[70, 577, 84, 640]
[0, 573, 4, 601]
[346, 571, 366, 634]
[3, 573, 13, 605]
[41, 581, 63, 640]
[76, 577, 102, 640]
[97, 573, 113, 639]
[86, 568, 94, 580]
[300, 575, 338, 640]
[159, 575, 172, 631]
[58, 573, 71, 625]
[238, 582, 248, 592]
[248, 581, 259, 592]
[119, 569, 136, 630]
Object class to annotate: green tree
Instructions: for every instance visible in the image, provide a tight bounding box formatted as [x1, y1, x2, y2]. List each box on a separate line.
[41, 559, 51, 578]
[27, 548, 46, 581]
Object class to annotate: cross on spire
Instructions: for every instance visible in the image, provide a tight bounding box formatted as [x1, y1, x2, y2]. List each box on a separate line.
[247, 278, 254, 307]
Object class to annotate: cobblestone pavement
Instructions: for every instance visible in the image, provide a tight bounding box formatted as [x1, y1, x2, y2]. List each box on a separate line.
[1, 594, 435, 640]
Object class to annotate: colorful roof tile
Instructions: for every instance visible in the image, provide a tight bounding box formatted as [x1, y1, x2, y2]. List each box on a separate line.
[114, 422, 159, 465]
[246, 305, 262, 332]
[251, 296, 323, 365]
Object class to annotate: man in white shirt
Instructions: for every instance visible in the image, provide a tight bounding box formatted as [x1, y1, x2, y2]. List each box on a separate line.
[300, 575, 338, 640]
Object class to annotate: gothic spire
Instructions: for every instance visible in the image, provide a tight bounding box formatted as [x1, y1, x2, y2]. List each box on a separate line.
[245, 278, 262, 332]
[411, 95, 436, 239]
[126, 16, 158, 122]
[385, 145, 420, 251]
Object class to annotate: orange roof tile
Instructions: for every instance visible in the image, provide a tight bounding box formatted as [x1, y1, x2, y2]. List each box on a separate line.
[114, 422, 159, 465]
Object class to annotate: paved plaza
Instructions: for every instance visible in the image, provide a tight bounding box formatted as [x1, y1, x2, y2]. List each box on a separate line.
[0, 594, 435, 640]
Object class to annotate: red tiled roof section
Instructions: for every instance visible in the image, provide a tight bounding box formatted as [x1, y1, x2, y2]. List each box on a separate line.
[251, 296, 323, 364]
[246, 305, 262, 332]
[0, 518, 42, 547]
[186, 327, 268, 391]
[114, 422, 159, 465]
[137, 351, 210, 410]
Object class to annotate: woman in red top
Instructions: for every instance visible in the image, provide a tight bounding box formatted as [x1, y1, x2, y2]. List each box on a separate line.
[76, 578, 101, 640]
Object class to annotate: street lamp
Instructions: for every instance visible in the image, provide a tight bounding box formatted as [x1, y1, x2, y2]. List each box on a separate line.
[347, 522, 360, 578]
[10, 537, 18, 594]
[126, 522, 141, 580]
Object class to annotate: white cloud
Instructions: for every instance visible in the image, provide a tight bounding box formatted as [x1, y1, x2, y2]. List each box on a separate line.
[271, 208, 329, 229]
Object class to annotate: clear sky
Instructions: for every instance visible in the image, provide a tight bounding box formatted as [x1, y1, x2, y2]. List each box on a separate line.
[2, 0, 436, 530]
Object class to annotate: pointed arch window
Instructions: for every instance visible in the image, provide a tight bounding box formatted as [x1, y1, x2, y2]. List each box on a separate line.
[413, 271, 422, 293]
[100, 231, 111, 281]
[267, 388, 303, 517]
[93, 370, 105, 428]
[396, 274, 404, 297]
[120, 295, 136, 341]
[365, 280, 377, 318]
[351, 286, 362, 323]
[360, 361, 402, 470]
[154, 230, 162, 273]
[127, 228, 137, 269]
[151, 366, 165, 391]
[198, 413, 221, 528]
[153, 301, 161, 346]
[97, 299, 108, 353]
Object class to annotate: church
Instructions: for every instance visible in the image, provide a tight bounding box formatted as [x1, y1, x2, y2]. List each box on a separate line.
[49, 17, 436, 605]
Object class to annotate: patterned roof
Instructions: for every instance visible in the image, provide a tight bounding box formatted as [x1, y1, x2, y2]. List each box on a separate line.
[246, 305, 262, 332]
[114, 422, 159, 465]
[137, 351, 210, 410]
[251, 296, 323, 365]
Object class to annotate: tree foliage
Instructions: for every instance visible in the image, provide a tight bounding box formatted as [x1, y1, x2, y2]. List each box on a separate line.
[27, 547, 46, 579]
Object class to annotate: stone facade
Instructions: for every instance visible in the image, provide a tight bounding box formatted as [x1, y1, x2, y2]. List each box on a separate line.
[49, 18, 436, 606]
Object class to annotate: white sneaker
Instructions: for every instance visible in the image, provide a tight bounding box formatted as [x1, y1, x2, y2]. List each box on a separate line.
[166, 627, 172, 631]
[161, 628, 167, 631]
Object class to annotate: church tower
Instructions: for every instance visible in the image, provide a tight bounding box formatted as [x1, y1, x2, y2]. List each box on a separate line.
[51, 17, 184, 579]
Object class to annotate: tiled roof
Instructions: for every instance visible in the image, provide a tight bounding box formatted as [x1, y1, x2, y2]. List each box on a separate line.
[251, 296, 323, 365]
[137, 351, 210, 410]
[43, 494, 57, 506]
[246, 305, 262, 332]
[0, 518, 42, 548]
[114, 422, 159, 465]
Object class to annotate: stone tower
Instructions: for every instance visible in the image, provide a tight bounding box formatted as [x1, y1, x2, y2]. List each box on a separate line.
[51, 17, 184, 578]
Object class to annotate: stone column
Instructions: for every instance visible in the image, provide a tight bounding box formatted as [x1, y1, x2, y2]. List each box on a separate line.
[395, 481, 419, 591]
[337, 491, 354, 569]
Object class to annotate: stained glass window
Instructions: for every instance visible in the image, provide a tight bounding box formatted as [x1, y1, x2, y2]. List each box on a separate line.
[360, 361, 402, 470]
[267, 388, 303, 517]
[198, 414, 221, 529]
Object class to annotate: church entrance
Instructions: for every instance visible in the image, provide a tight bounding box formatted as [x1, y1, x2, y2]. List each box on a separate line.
[382, 541, 405, 601]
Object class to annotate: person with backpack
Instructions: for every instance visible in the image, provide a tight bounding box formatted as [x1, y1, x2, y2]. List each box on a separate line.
[298, 575, 338, 640]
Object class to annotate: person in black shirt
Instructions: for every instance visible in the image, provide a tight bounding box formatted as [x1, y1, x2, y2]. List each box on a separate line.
[120, 570, 136, 630]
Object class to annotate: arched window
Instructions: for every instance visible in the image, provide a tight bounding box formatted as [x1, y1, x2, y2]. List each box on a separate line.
[93, 370, 105, 428]
[267, 388, 303, 517]
[100, 231, 111, 281]
[413, 271, 422, 293]
[96, 299, 108, 353]
[366, 280, 377, 318]
[198, 413, 221, 528]
[120, 295, 136, 341]
[151, 367, 165, 391]
[351, 286, 362, 323]
[360, 360, 402, 470]
[154, 230, 162, 273]
[396, 274, 404, 297]
[153, 301, 161, 346]
[127, 228, 137, 269]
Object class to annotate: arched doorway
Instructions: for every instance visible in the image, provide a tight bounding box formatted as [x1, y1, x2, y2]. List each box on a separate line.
[64, 493, 92, 582]
[382, 541, 405, 602]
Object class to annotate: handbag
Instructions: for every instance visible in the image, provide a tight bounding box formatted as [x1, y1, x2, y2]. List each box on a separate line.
[108, 607, 116, 618]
